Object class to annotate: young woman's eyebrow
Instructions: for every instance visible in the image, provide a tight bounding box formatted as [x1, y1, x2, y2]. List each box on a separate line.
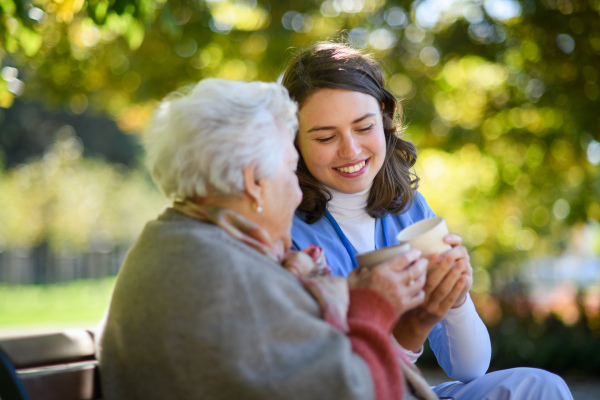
[306, 113, 376, 133]
[306, 125, 336, 133]
[352, 113, 376, 124]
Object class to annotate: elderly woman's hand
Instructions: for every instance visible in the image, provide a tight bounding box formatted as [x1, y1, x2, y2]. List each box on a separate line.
[348, 249, 427, 315]
[393, 233, 473, 352]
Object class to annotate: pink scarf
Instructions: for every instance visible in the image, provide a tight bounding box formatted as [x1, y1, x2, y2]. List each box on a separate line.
[172, 200, 438, 400]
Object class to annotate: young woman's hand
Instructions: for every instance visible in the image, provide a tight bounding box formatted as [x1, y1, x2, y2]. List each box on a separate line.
[348, 249, 427, 316]
[442, 233, 473, 308]
[392, 234, 473, 352]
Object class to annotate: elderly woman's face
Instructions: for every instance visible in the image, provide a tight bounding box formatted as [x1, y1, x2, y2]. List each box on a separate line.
[259, 131, 302, 248]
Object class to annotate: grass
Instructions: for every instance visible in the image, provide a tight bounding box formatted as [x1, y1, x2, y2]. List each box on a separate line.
[0, 277, 116, 334]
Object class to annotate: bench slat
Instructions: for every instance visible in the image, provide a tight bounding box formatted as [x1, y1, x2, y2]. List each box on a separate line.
[21, 362, 100, 400]
[0, 330, 102, 400]
[0, 330, 95, 369]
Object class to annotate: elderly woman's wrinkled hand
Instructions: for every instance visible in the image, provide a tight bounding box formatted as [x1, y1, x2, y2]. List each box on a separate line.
[348, 248, 427, 315]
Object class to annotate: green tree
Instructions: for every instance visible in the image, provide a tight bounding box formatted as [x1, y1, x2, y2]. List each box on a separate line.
[1, 0, 599, 272]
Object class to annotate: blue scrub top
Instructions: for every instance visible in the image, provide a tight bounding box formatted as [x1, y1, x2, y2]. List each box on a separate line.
[291, 191, 436, 277]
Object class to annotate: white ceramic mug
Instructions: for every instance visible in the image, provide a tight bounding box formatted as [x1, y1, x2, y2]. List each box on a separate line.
[396, 217, 452, 256]
[355, 243, 411, 269]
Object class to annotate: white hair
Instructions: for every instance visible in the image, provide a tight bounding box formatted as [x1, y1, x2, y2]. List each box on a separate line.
[144, 78, 298, 200]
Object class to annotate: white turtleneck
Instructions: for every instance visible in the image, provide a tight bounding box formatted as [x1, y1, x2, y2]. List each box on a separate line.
[325, 185, 376, 254]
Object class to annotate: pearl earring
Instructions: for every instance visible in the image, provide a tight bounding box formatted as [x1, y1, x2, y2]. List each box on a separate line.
[253, 202, 263, 213]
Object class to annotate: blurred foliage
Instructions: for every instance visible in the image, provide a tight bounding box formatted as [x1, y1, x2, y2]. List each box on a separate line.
[0, 0, 599, 266]
[0, 97, 141, 168]
[0, 128, 166, 252]
[484, 288, 600, 376]
[416, 289, 600, 376]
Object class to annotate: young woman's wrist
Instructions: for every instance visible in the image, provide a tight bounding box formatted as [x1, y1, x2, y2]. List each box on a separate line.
[392, 317, 430, 352]
[451, 293, 468, 309]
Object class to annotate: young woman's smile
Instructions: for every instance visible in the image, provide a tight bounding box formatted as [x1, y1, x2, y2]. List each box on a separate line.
[333, 158, 369, 176]
[297, 88, 386, 194]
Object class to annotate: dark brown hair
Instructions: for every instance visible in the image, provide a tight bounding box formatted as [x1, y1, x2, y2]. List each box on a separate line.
[281, 42, 420, 223]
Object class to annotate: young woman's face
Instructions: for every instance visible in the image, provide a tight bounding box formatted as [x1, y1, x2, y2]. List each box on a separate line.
[297, 88, 387, 194]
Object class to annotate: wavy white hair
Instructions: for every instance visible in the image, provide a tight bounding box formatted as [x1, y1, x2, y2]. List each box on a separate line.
[144, 78, 298, 200]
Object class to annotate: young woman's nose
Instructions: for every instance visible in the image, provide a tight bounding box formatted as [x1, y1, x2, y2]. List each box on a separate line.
[338, 134, 361, 159]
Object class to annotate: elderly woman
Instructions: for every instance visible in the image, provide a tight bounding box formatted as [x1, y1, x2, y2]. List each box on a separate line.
[96, 78, 435, 400]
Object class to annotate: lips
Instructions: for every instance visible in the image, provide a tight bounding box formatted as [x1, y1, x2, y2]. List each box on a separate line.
[334, 159, 367, 173]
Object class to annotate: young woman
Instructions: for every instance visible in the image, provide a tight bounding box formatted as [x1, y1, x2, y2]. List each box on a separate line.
[282, 43, 573, 400]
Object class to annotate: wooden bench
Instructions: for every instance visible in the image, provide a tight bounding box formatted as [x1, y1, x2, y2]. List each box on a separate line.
[0, 329, 454, 400]
[0, 329, 102, 400]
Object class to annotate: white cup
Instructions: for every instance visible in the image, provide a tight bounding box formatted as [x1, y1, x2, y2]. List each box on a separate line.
[355, 243, 411, 269]
[396, 217, 452, 256]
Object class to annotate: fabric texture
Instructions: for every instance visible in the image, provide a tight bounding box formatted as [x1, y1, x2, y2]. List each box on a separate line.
[433, 367, 573, 400]
[97, 208, 405, 400]
[173, 200, 350, 332]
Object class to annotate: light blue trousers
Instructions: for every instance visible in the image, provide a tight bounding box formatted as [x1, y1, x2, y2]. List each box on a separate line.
[433, 367, 574, 400]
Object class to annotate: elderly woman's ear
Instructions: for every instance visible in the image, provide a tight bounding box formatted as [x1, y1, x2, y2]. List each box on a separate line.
[243, 163, 264, 213]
